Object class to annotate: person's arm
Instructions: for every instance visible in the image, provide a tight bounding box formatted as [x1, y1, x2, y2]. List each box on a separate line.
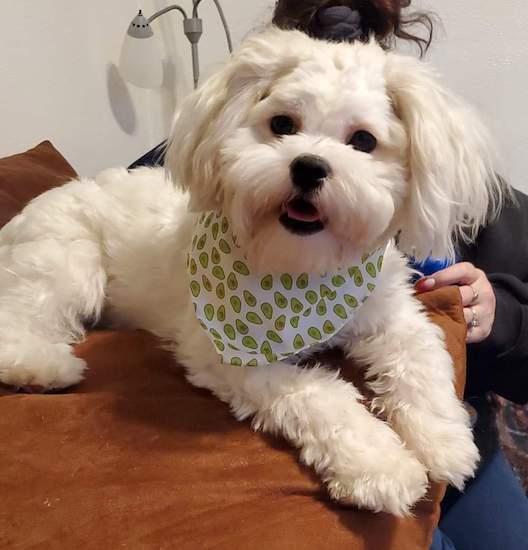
[416, 188, 528, 404]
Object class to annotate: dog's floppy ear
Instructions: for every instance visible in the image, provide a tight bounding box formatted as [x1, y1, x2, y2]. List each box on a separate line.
[165, 28, 301, 212]
[385, 53, 505, 260]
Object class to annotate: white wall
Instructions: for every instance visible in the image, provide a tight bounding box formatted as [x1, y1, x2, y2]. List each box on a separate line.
[417, 0, 528, 191]
[1, 1, 527, 191]
[0, 0, 274, 176]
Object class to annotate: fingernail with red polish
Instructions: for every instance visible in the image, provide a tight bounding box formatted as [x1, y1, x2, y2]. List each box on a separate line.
[420, 278, 436, 290]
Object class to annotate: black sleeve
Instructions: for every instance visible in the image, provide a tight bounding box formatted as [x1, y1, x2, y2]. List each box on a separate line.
[460, 189, 528, 404]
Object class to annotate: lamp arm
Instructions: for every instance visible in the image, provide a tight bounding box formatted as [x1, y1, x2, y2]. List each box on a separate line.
[148, 5, 188, 24]
[193, 0, 233, 53]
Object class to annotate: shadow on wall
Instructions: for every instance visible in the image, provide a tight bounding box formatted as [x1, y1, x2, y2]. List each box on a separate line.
[106, 64, 137, 135]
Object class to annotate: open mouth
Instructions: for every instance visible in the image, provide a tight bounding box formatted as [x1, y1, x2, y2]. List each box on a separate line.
[279, 197, 325, 235]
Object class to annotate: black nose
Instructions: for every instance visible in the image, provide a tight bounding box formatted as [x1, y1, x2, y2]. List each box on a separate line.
[290, 155, 331, 192]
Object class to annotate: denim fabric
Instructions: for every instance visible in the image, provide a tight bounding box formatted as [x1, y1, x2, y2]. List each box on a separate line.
[430, 449, 528, 550]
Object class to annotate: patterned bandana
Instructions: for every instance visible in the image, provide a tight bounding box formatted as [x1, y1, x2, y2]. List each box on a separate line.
[187, 212, 386, 367]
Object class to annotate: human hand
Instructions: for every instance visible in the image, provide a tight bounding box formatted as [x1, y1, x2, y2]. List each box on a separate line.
[415, 263, 496, 344]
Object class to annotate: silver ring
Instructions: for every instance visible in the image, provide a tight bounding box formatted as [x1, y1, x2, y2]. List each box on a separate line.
[470, 286, 479, 304]
[470, 307, 479, 328]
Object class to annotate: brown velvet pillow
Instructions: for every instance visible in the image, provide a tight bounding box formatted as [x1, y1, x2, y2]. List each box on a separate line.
[0, 289, 466, 550]
[0, 141, 77, 229]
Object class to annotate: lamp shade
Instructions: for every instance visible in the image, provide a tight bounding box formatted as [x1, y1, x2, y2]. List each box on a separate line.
[119, 11, 163, 89]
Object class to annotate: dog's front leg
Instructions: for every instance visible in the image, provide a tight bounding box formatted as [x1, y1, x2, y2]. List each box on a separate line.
[178, 325, 428, 516]
[348, 282, 479, 490]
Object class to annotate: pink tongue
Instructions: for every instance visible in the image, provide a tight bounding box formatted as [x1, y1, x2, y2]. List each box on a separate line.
[286, 201, 321, 223]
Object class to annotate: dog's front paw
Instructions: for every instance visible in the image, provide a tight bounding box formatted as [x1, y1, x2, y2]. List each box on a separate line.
[420, 422, 480, 490]
[327, 448, 429, 517]
[0, 340, 86, 391]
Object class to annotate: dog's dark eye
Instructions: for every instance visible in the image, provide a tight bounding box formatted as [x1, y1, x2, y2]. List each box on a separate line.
[270, 115, 297, 136]
[348, 130, 377, 153]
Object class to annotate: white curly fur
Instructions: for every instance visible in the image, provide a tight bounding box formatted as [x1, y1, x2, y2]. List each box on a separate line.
[0, 28, 504, 515]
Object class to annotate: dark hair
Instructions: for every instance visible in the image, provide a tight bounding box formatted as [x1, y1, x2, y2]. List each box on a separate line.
[272, 0, 435, 57]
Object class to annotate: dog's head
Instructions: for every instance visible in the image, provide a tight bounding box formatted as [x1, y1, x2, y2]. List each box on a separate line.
[166, 28, 504, 273]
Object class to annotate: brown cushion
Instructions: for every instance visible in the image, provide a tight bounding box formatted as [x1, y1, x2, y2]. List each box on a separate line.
[0, 287, 466, 549]
[0, 141, 77, 229]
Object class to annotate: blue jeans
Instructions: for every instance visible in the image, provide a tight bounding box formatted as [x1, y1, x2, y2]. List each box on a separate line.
[430, 449, 528, 550]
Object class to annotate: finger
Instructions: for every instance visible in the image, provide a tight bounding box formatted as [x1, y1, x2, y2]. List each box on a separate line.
[414, 277, 436, 293]
[420, 263, 480, 290]
[466, 326, 486, 344]
[459, 285, 478, 307]
[463, 306, 475, 327]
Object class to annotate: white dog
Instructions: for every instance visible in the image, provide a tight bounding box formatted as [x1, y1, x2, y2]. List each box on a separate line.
[0, 29, 505, 515]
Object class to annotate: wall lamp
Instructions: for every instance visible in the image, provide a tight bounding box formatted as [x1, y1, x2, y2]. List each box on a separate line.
[119, 1, 233, 89]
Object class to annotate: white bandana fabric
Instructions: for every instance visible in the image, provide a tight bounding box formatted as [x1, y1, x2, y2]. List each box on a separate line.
[187, 212, 387, 367]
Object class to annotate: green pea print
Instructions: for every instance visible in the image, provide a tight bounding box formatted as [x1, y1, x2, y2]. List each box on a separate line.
[227, 273, 238, 291]
[224, 324, 236, 340]
[202, 274, 212, 292]
[323, 320, 335, 334]
[230, 357, 243, 367]
[261, 275, 273, 291]
[274, 291, 288, 309]
[246, 312, 263, 325]
[236, 319, 249, 335]
[242, 336, 258, 350]
[308, 327, 322, 341]
[305, 290, 318, 305]
[293, 334, 305, 350]
[217, 305, 226, 322]
[260, 341, 276, 363]
[196, 234, 207, 250]
[211, 247, 221, 265]
[219, 239, 231, 255]
[296, 274, 309, 289]
[214, 339, 225, 352]
[212, 223, 219, 240]
[261, 303, 273, 320]
[192, 234, 198, 249]
[216, 283, 225, 300]
[189, 258, 197, 276]
[233, 261, 249, 276]
[366, 262, 376, 279]
[348, 266, 363, 287]
[367, 283, 376, 293]
[290, 316, 300, 329]
[344, 294, 358, 309]
[377, 255, 384, 272]
[280, 274, 293, 291]
[204, 304, 214, 321]
[320, 284, 336, 300]
[267, 330, 283, 344]
[190, 281, 200, 297]
[221, 217, 229, 234]
[332, 275, 346, 288]
[204, 212, 214, 228]
[291, 297, 303, 314]
[199, 252, 209, 269]
[303, 307, 312, 317]
[246, 359, 258, 367]
[212, 266, 225, 281]
[210, 328, 222, 340]
[230, 295, 242, 314]
[333, 304, 347, 320]
[275, 315, 286, 331]
[243, 290, 257, 307]
[316, 299, 327, 316]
